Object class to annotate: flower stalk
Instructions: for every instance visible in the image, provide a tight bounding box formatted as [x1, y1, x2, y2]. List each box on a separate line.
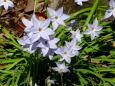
[83, 0, 99, 31]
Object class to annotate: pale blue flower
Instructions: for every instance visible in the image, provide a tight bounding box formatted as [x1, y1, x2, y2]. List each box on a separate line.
[70, 29, 83, 42]
[55, 40, 81, 63]
[22, 14, 54, 43]
[103, 0, 115, 19]
[74, 0, 88, 6]
[55, 46, 74, 63]
[21, 42, 38, 54]
[46, 76, 55, 85]
[47, 7, 69, 31]
[37, 38, 59, 49]
[65, 40, 82, 56]
[0, 0, 14, 10]
[28, 19, 54, 43]
[55, 46, 73, 63]
[109, 0, 115, 8]
[70, 20, 76, 23]
[37, 38, 59, 58]
[52, 63, 70, 73]
[83, 18, 103, 40]
[22, 14, 39, 33]
[18, 35, 38, 54]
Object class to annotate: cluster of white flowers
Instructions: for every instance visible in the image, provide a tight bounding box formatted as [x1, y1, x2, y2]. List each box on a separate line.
[52, 40, 82, 73]
[17, 7, 73, 84]
[0, 0, 14, 10]
[17, 7, 103, 76]
[18, 14, 59, 60]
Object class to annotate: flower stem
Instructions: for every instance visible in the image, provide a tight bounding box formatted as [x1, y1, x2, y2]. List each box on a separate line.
[33, 0, 38, 13]
[65, 8, 91, 22]
[83, 0, 99, 31]
[60, 73, 63, 86]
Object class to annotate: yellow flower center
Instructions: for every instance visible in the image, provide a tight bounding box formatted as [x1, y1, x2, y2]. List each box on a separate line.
[38, 28, 43, 32]
[64, 51, 67, 55]
[113, 8, 115, 11]
[60, 68, 64, 71]
[55, 16, 58, 20]
[92, 28, 95, 31]
[4, 0, 7, 2]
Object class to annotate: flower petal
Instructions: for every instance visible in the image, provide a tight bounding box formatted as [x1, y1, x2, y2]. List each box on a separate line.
[57, 18, 66, 26]
[45, 28, 54, 35]
[7, 1, 14, 7]
[93, 18, 98, 27]
[56, 7, 63, 17]
[40, 31, 50, 40]
[47, 8, 56, 17]
[41, 19, 50, 29]
[3, 3, 9, 10]
[17, 40, 25, 45]
[41, 47, 49, 56]
[103, 11, 112, 19]
[30, 33, 40, 43]
[61, 14, 70, 20]
[22, 17, 33, 28]
[91, 33, 95, 40]
[52, 22, 59, 31]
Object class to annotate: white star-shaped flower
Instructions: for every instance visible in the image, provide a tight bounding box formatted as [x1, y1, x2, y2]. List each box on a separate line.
[47, 7, 70, 31]
[46, 76, 55, 85]
[55, 40, 81, 63]
[22, 14, 39, 33]
[52, 63, 70, 74]
[55, 46, 73, 63]
[65, 40, 82, 56]
[29, 19, 54, 43]
[74, 0, 88, 6]
[103, 0, 115, 19]
[22, 14, 54, 43]
[83, 18, 103, 40]
[70, 29, 83, 42]
[0, 0, 14, 10]
[37, 38, 59, 58]
[17, 35, 38, 54]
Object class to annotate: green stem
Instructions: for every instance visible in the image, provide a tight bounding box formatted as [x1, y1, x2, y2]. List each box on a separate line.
[33, 0, 38, 13]
[65, 8, 91, 22]
[60, 73, 63, 86]
[80, 32, 114, 56]
[83, 0, 99, 31]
